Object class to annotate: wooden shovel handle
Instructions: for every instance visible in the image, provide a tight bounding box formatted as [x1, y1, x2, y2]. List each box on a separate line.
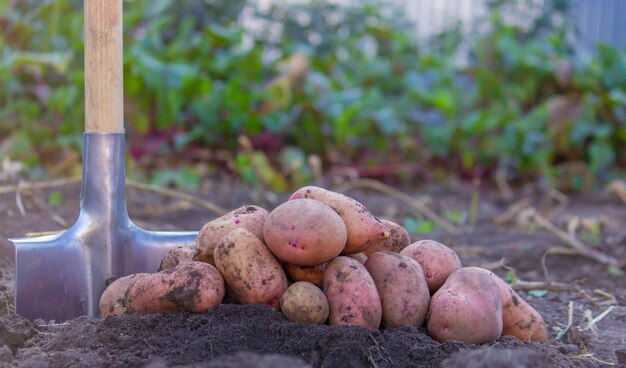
[84, 0, 124, 133]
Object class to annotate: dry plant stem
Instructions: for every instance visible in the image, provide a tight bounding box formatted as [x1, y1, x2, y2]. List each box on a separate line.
[25, 230, 63, 237]
[22, 188, 69, 228]
[340, 178, 460, 233]
[606, 180, 626, 205]
[581, 306, 615, 332]
[0, 176, 81, 194]
[509, 280, 580, 292]
[556, 301, 575, 340]
[495, 200, 620, 267]
[544, 188, 569, 218]
[126, 179, 226, 216]
[530, 208, 620, 267]
[492, 198, 530, 225]
[132, 200, 192, 217]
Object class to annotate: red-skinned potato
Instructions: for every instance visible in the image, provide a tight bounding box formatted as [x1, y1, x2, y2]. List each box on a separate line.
[158, 246, 196, 271]
[264, 199, 347, 266]
[427, 267, 503, 344]
[323, 256, 382, 330]
[363, 220, 411, 256]
[195, 205, 269, 265]
[99, 273, 148, 317]
[347, 252, 368, 265]
[284, 262, 326, 288]
[280, 282, 329, 325]
[214, 228, 288, 309]
[400, 240, 461, 293]
[289, 186, 390, 254]
[364, 252, 430, 327]
[476, 269, 548, 342]
[124, 262, 225, 314]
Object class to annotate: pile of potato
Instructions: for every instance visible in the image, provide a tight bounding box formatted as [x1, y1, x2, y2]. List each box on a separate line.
[100, 186, 547, 345]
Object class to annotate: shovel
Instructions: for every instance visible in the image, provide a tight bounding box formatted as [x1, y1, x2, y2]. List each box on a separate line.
[10, 0, 198, 322]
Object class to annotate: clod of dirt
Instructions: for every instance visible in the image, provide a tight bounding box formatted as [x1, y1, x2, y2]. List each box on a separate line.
[442, 348, 553, 368]
[0, 314, 37, 353]
[0, 345, 13, 363]
[165, 352, 311, 368]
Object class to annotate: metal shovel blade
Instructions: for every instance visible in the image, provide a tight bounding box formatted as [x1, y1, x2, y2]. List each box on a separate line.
[11, 133, 197, 321]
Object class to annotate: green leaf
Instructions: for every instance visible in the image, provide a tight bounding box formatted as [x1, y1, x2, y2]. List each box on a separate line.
[527, 290, 548, 298]
[47, 191, 62, 206]
[402, 217, 436, 234]
[608, 266, 624, 277]
[504, 269, 517, 284]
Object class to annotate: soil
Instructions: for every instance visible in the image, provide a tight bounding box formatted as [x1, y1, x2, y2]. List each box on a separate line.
[0, 179, 624, 367]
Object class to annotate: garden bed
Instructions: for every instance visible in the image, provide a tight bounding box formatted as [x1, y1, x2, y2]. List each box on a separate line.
[0, 180, 624, 367]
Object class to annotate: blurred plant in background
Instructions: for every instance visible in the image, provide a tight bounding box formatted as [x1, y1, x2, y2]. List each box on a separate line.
[0, 0, 624, 191]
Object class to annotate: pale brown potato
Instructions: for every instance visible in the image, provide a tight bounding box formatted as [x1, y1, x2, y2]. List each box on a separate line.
[323, 256, 382, 330]
[476, 269, 548, 342]
[214, 228, 288, 309]
[158, 246, 196, 271]
[195, 205, 269, 265]
[289, 186, 390, 254]
[280, 282, 329, 324]
[427, 267, 503, 344]
[400, 240, 462, 293]
[124, 262, 225, 314]
[364, 252, 430, 327]
[99, 273, 148, 317]
[284, 262, 326, 288]
[264, 199, 347, 266]
[363, 220, 411, 256]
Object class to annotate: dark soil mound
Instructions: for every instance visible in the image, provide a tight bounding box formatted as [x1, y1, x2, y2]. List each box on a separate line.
[10, 304, 588, 368]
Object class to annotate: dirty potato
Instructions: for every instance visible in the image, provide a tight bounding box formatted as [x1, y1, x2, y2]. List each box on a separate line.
[99, 273, 148, 317]
[400, 239, 462, 293]
[125, 262, 225, 314]
[289, 186, 390, 254]
[364, 252, 430, 327]
[264, 199, 347, 266]
[280, 282, 329, 324]
[158, 246, 196, 271]
[195, 205, 269, 265]
[284, 262, 327, 288]
[427, 267, 503, 344]
[347, 252, 368, 265]
[476, 269, 548, 342]
[323, 256, 382, 330]
[214, 228, 288, 309]
[363, 220, 411, 256]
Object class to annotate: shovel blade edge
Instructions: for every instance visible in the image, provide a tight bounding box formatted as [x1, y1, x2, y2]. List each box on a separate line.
[12, 233, 93, 322]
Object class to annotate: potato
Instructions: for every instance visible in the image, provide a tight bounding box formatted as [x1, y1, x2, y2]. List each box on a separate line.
[280, 282, 329, 324]
[347, 252, 368, 265]
[364, 252, 430, 327]
[400, 240, 462, 293]
[263, 199, 347, 266]
[158, 246, 196, 271]
[476, 269, 548, 342]
[99, 273, 148, 317]
[195, 205, 269, 265]
[323, 256, 382, 330]
[427, 267, 503, 344]
[363, 220, 411, 256]
[289, 186, 390, 254]
[285, 262, 326, 288]
[125, 262, 225, 314]
[214, 228, 288, 309]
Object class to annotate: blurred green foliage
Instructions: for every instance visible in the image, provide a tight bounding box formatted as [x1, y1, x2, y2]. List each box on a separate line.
[0, 0, 624, 190]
